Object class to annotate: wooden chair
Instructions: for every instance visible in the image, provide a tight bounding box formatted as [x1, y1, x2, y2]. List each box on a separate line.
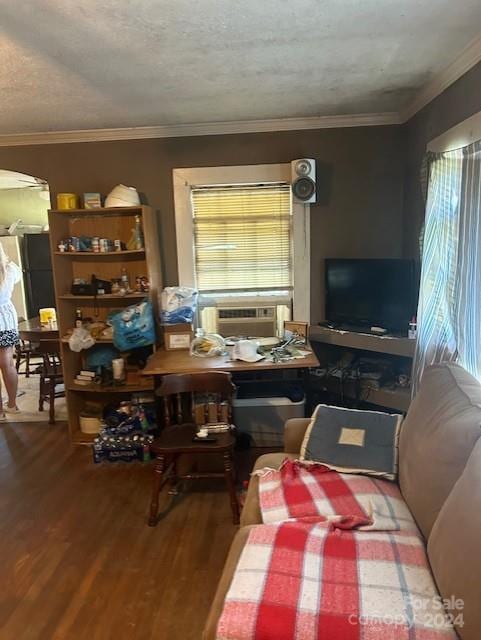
[148, 372, 239, 526]
[15, 339, 42, 377]
[37, 340, 64, 424]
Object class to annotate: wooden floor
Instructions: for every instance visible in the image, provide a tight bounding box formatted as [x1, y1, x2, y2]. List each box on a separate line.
[0, 422, 241, 640]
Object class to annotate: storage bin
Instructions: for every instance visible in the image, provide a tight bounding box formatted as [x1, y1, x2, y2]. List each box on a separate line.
[233, 396, 305, 447]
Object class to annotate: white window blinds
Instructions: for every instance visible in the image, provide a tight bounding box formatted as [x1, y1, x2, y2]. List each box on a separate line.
[191, 183, 292, 293]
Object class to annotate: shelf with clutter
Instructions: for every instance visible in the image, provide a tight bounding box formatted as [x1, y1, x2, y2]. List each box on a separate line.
[49, 203, 163, 446]
[54, 250, 146, 257]
[308, 327, 414, 413]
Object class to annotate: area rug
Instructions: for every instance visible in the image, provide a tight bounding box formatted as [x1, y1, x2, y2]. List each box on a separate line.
[2, 374, 67, 422]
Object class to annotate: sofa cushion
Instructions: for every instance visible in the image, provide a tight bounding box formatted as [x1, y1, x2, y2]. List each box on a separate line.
[399, 363, 481, 538]
[283, 417, 310, 453]
[427, 438, 481, 640]
[300, 404, 402, 480]
[202, 526, 255, 640]
[240, 453, 296, 527]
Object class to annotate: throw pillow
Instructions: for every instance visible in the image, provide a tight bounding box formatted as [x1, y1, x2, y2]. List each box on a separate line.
[300, 404, 403, 480]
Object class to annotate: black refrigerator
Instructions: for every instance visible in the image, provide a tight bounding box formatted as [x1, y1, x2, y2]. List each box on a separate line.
[22, 233, 56, 318]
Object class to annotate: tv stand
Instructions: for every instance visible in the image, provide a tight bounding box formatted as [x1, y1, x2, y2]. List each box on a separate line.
[310, 325, 415, 358]
[308, 325, 415, 412]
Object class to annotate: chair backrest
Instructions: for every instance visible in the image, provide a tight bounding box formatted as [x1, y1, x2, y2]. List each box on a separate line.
[156, 372, 235, 427]
[37, 339, 62, 375]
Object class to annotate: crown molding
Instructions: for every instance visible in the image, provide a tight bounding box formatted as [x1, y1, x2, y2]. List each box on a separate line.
[0, 112, 401, 147]
[401, 32, 481, 122]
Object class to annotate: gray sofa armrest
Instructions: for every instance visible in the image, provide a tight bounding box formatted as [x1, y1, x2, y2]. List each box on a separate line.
[284, 418, 311, 453]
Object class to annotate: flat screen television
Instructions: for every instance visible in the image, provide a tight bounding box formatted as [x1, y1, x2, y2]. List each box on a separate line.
[325, 258, 418, 334]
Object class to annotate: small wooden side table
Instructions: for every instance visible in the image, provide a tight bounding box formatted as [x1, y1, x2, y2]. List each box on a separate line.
[148, 424, 239, 526]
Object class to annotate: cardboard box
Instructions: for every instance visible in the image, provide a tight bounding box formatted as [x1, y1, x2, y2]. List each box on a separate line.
[83, 192, 102, 209]
[284, 321, 309, 343]
[162, 323, 194, 350]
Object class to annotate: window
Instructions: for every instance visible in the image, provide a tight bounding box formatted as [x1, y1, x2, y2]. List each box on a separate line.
[413, 128, 481, 392]
[191, 183, 292, 295]
[173, 164, 310, 326]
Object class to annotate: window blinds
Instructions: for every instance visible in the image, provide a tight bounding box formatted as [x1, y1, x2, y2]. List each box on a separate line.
[191, 183, 292, 293]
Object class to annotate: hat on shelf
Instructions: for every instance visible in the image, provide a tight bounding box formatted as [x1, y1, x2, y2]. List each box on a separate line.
[105, 184, 140, 207]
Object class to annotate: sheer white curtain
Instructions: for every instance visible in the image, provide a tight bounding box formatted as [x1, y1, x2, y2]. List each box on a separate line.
[413, 140, 481, 391]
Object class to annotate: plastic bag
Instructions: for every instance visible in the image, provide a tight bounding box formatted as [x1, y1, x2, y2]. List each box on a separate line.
[109, 299, 155, 351]
[190, 332, 225, 358]
[86, 345, 120, 371]
[160, 286, 198, 323]
[69, 327, 95, 352]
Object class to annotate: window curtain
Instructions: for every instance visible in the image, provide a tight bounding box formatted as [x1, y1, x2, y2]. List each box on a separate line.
[413, 140, 481, 392]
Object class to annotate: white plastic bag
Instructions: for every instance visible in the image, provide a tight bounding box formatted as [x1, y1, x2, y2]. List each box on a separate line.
[69, 327, 95, 352]
[160, 286, 198, 323]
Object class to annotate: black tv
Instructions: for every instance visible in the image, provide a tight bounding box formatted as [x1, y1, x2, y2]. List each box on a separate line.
[325, 258, 418, 334]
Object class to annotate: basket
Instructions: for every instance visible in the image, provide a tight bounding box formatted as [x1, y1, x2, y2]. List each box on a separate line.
[80, 415, 102, 434]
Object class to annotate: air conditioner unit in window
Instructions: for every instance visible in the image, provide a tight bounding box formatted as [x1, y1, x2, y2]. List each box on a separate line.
[216, 306, 277, 337]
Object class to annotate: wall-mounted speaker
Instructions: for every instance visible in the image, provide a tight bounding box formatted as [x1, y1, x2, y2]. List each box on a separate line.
[291, 158, 316, 203]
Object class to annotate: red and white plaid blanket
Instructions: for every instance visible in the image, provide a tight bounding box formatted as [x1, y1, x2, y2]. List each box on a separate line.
[257, 459, 419, 532]
[216, 520, 457, 640]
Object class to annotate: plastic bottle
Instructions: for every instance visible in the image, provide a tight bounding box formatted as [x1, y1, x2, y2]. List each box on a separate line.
[134, 215, 144, 250]
[75, 309, 83, 328]
[120, 267, 130, 291]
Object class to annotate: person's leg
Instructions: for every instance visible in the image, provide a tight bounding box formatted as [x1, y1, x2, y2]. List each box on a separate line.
[0, 346, 18, 409]
[0, 373, 3, 417]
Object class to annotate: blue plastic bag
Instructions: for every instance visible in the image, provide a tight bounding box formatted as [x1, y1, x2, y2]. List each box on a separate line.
[86, 345, 121, 371]
[109, 299, 155, 351]
[161, 306, 196, 323]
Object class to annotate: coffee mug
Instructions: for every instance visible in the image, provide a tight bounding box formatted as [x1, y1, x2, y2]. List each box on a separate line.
[57, 193, 78, 210]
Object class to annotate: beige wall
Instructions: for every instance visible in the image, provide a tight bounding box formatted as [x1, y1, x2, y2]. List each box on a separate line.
[0, 125, 404, 322]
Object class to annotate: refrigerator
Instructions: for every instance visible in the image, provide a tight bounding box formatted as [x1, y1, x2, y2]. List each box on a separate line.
[0, 235, 28, 321]
[22, 233, 56, 318]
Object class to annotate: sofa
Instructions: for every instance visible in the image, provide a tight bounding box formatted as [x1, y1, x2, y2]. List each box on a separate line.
[203, 363, 481, 640]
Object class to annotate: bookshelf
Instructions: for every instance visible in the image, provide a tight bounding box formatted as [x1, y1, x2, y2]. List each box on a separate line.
[48, 205, 162, 444]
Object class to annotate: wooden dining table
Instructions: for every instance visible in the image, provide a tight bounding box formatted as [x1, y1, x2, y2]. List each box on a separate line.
[18, 317, 59, 342]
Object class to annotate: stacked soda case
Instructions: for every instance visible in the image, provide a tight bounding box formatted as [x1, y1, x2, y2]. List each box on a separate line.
[92, 397, 156, 463]
[93, 432, 154, 463]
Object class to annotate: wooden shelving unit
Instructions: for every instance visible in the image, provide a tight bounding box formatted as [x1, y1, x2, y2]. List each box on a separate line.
[58, 293, 145, 300]
[67, 383, 154, 393]
[309, 325, 414, 412]
[61, 336, 114, 344]
[54, 249, 146, 257]
[49, 205, 162, 444]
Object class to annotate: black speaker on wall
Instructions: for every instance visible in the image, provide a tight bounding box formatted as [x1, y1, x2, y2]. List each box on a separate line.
[291, 158, 316, 203]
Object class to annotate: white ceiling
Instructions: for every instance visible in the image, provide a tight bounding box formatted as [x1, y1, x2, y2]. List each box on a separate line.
[1, 0, 481, 136]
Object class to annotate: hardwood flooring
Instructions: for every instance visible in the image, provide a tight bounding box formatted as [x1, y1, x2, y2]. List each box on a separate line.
[0, 422, 240, 640]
